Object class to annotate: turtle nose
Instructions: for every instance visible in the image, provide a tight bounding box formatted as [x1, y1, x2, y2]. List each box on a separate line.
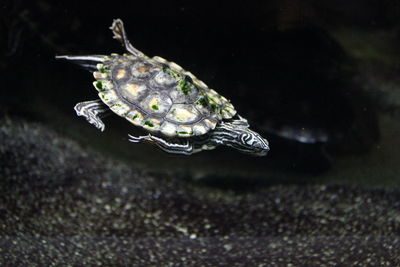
[263, 140, 270, 151]
[257, 138, 270, 156]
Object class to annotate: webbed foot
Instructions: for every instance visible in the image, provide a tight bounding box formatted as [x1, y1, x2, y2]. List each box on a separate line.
[74, 100, 110, 131]
[110, 19, 144, 57]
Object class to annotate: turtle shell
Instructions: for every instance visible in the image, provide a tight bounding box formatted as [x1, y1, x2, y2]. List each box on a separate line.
[92, 54, 236, 137]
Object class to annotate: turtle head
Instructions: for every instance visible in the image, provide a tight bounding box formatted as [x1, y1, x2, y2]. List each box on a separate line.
[212, 116, 270, 156]
[236, 128, 270, 156]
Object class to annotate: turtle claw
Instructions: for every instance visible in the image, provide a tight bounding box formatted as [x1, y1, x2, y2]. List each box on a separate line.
[89, 120, 105, 132]
[110, 19, 124, 42]
[74, 100, 109, 132]
[110, 18, 144, 57]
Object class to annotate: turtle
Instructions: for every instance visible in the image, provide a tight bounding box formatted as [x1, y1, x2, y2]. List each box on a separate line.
[56, 19, 269, 156]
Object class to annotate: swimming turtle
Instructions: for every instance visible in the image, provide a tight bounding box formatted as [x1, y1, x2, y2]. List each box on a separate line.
[56, 19, 269, 156]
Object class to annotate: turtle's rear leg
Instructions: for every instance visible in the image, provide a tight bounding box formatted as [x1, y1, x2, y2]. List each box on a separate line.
[74, 100, 110, 131]
[110, 19, 144, 57]
[55, 55, 105, 72]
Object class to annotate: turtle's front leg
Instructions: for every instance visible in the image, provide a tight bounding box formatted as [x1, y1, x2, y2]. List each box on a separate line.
[110, 19, 144, 57]
[74, 100, 110, 131]
[128, 134, 195, 155]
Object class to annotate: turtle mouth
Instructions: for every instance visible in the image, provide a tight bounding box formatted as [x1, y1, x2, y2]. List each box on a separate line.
[236, 137, 270, 156]
[239, 144, 270, 156]
[253, 145, 270, 156]
[250, 137, 270, 156]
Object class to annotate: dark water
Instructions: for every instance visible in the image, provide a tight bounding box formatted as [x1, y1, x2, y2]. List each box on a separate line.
[1, 1, 400, 265]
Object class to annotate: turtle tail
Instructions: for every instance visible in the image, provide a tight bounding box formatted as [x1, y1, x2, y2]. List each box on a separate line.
[55, 55, 106, 72]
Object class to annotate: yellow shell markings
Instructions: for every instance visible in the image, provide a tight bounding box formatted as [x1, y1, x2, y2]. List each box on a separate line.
[152, 56, 168, 64]
[192, 123, 208, 135]
[152, 56, 207, 97]
[207, 90, 222, 103]
[137, 65, 151, 73]
[168, 90, 189, 104]
[205, 89, 225, 114]
[152, 56, 202, 86]
[142, 117, 162, 132]
[168, 61, 184, 72]
[159, 121, 177, 137]
[115, 68, 127, 79]
[221, 109, 232, 119]
[169, 77, 200, 105]
[109, 101, 131, 116]
[152, 71, 176, 87]
[98, 90, 118, 105]
[149, 98, 160, 111]
[93, 60, 139, 118]
[201, 88, 237, 120]
[93, 80, 113, 92]
[176, 125, 193, 136]
[120, 83, 147, 102]
[221, 103, 237, 119]
[191, 75, 208, 89]
[202, 118, 217, 129]
[93, 54, 236, 137]
[92, 63, 113, 92]
[166, 104, 200, 123]
[152, 56, 232, 120]
[93, 71, 107, 80]
[114, 54, 137, 61]
[95, 70, 132, 119]
[179, 69, 208, 89]
[194, 96, 211, 116]
[131, 61, 154, 78]
[140, 93, 172, 114]
[126, 110, 144, 126]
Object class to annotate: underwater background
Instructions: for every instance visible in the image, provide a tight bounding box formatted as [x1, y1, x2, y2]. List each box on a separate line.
[1, 0, 400, 265]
